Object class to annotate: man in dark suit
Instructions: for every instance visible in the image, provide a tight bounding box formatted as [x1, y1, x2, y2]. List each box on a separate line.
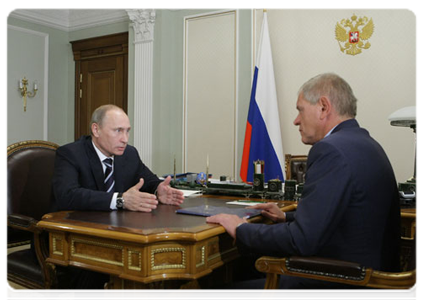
[51, 105, 185, 288]
[207, 73, 401, 288]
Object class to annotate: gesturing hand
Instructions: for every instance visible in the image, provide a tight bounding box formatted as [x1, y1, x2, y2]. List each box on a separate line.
[156, 176, 185, 206]
[122, 178, 158, 212]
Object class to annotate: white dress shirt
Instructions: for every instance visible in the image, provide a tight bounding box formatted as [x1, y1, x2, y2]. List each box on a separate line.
[92, 141, 118, 210]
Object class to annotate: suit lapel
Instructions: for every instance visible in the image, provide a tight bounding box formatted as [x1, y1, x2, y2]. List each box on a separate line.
[84, 137, 106, 191]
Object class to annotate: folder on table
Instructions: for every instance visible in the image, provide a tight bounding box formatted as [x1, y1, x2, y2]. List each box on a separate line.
[176, 205, 261, 219]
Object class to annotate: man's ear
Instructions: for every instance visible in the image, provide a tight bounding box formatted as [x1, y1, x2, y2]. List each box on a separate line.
[318, 96, 332, 119]
[91, 123, 100, 137]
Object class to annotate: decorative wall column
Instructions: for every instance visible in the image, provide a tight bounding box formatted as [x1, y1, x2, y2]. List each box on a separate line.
[127, 9, 155, 167]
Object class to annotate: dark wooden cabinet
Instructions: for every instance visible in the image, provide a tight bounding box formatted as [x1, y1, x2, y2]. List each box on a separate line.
[71, 32, 128, 140]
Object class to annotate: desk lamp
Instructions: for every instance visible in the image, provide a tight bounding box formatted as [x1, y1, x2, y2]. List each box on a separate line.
[388, 106, 416, 206]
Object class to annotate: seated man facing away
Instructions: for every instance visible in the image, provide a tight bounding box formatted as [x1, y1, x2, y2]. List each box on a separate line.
[207, 73, 401, 289]
[51, 104, 184, 288]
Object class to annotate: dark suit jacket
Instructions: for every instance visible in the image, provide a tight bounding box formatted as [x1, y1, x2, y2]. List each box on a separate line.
[52, 136, 161, 211]
[237, 119, 401, 273]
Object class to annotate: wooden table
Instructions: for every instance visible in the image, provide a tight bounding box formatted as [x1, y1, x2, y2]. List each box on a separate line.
[400, 207, 416, 238]
[37, 194, 414, 288]
[37, 195, 295, 288]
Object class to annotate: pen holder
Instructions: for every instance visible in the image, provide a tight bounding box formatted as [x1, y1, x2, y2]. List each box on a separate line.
[253, 173, 264, 191]
[284, 180, 296, 200]
[268, 179, 282, 192]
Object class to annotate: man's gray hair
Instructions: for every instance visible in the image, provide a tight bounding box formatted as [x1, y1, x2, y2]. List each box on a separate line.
[90, 104, 124, 135]
[298, 73, 357, 117]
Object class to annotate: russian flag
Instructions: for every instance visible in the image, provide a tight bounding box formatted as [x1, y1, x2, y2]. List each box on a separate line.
[240, 12, 285, 183]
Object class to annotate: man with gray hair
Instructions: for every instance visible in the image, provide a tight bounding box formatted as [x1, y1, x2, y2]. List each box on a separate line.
[207, 73, 401, 288]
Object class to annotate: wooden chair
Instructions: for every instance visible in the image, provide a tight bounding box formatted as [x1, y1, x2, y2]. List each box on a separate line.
[285, 154, 307, 184]
[7, 140, 59, 288]
[255, 236, 416, 289]
[8, 215, 32, 250]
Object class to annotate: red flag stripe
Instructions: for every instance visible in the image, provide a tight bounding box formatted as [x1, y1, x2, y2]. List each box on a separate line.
[240, 121, 253, 182]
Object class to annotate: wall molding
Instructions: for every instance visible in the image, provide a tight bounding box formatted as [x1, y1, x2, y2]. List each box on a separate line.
[9, 9, 129, 32]
[8, 25, 49, 141]
[183, 10, 239, 178]
[5, 8, 185, 31]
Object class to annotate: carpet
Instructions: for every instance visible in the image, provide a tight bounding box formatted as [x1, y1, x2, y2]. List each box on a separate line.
[5, 290, 74, 300]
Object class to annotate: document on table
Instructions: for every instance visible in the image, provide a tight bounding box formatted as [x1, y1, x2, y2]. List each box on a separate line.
[180, 189, 202, 197]
[176, 205, 262, 219]
[226, 200, 266, 206]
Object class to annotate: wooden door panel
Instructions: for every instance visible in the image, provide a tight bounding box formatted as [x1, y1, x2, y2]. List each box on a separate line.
[89, 71, 115, 106]
[72, 32, 128, 140]
[79, 56, 122, 137]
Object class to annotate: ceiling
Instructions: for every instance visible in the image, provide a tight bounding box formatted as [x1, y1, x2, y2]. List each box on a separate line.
[9, 9, 130, 32]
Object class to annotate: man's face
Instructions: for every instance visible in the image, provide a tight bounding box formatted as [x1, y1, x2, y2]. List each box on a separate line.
[92, 109, 131, 157]
[293, 93, 324, 145]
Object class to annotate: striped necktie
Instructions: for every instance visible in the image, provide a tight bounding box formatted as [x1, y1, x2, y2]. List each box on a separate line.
[103, 158, 115, 193]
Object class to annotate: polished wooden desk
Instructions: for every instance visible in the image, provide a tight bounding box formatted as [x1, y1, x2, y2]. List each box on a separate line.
[400, 207, 416, 238]
[37, 195, 414, 288]
[37, 195, 295, 288]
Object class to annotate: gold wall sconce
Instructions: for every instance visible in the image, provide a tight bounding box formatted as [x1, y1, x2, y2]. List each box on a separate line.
[18, 77, 38, 112]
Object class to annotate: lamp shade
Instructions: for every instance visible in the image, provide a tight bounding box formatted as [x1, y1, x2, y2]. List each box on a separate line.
[388, 106, 416, 127]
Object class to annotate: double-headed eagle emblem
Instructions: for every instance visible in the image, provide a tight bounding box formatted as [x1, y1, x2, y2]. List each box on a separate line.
[335, 14, 374, 56]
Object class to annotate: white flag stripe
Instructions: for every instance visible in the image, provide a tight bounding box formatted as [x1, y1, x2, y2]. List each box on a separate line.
[255, 13, 285, 176]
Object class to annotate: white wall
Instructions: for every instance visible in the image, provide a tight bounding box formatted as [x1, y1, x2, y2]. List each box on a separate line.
[254, 9, 416, 182]
[7, 15, 75, 146]
[184, 11, 238, 179]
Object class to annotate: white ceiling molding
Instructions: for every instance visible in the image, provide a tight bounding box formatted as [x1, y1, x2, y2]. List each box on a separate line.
[9, 9, 129, 32]
[6, 8, 69, 31]
[69, 8, 129, 31]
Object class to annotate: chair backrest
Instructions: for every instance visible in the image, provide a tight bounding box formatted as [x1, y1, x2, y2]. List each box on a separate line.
[7, 140, 59, 221]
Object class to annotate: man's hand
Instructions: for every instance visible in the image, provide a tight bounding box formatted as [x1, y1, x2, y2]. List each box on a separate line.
[250, 203, 286, 223]
[156, 176, 184, 206]
[122, 179, 159, 212]
[206, 214, 247, 239]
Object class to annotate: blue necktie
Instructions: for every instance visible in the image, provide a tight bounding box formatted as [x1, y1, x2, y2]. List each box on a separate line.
[103, 158, 115, 193]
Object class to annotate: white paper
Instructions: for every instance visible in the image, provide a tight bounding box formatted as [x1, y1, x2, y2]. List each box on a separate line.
[180, 190, 202, 197]
[226, 200, 266, 206]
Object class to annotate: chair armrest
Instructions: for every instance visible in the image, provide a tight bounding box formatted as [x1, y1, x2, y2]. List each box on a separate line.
[256, 256, 415, 289]
[8, 214, 39, 233]
[285, 256, 367, 281]
[8, 213, 46, 262]
[255, 256, 370, 288]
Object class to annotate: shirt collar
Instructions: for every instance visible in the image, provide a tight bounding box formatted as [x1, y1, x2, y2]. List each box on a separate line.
[324, 124, 339, 138]
[92, 141, 114, 162]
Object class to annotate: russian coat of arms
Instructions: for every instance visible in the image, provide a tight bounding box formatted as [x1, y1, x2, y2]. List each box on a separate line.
[335, 14, 374, 56]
